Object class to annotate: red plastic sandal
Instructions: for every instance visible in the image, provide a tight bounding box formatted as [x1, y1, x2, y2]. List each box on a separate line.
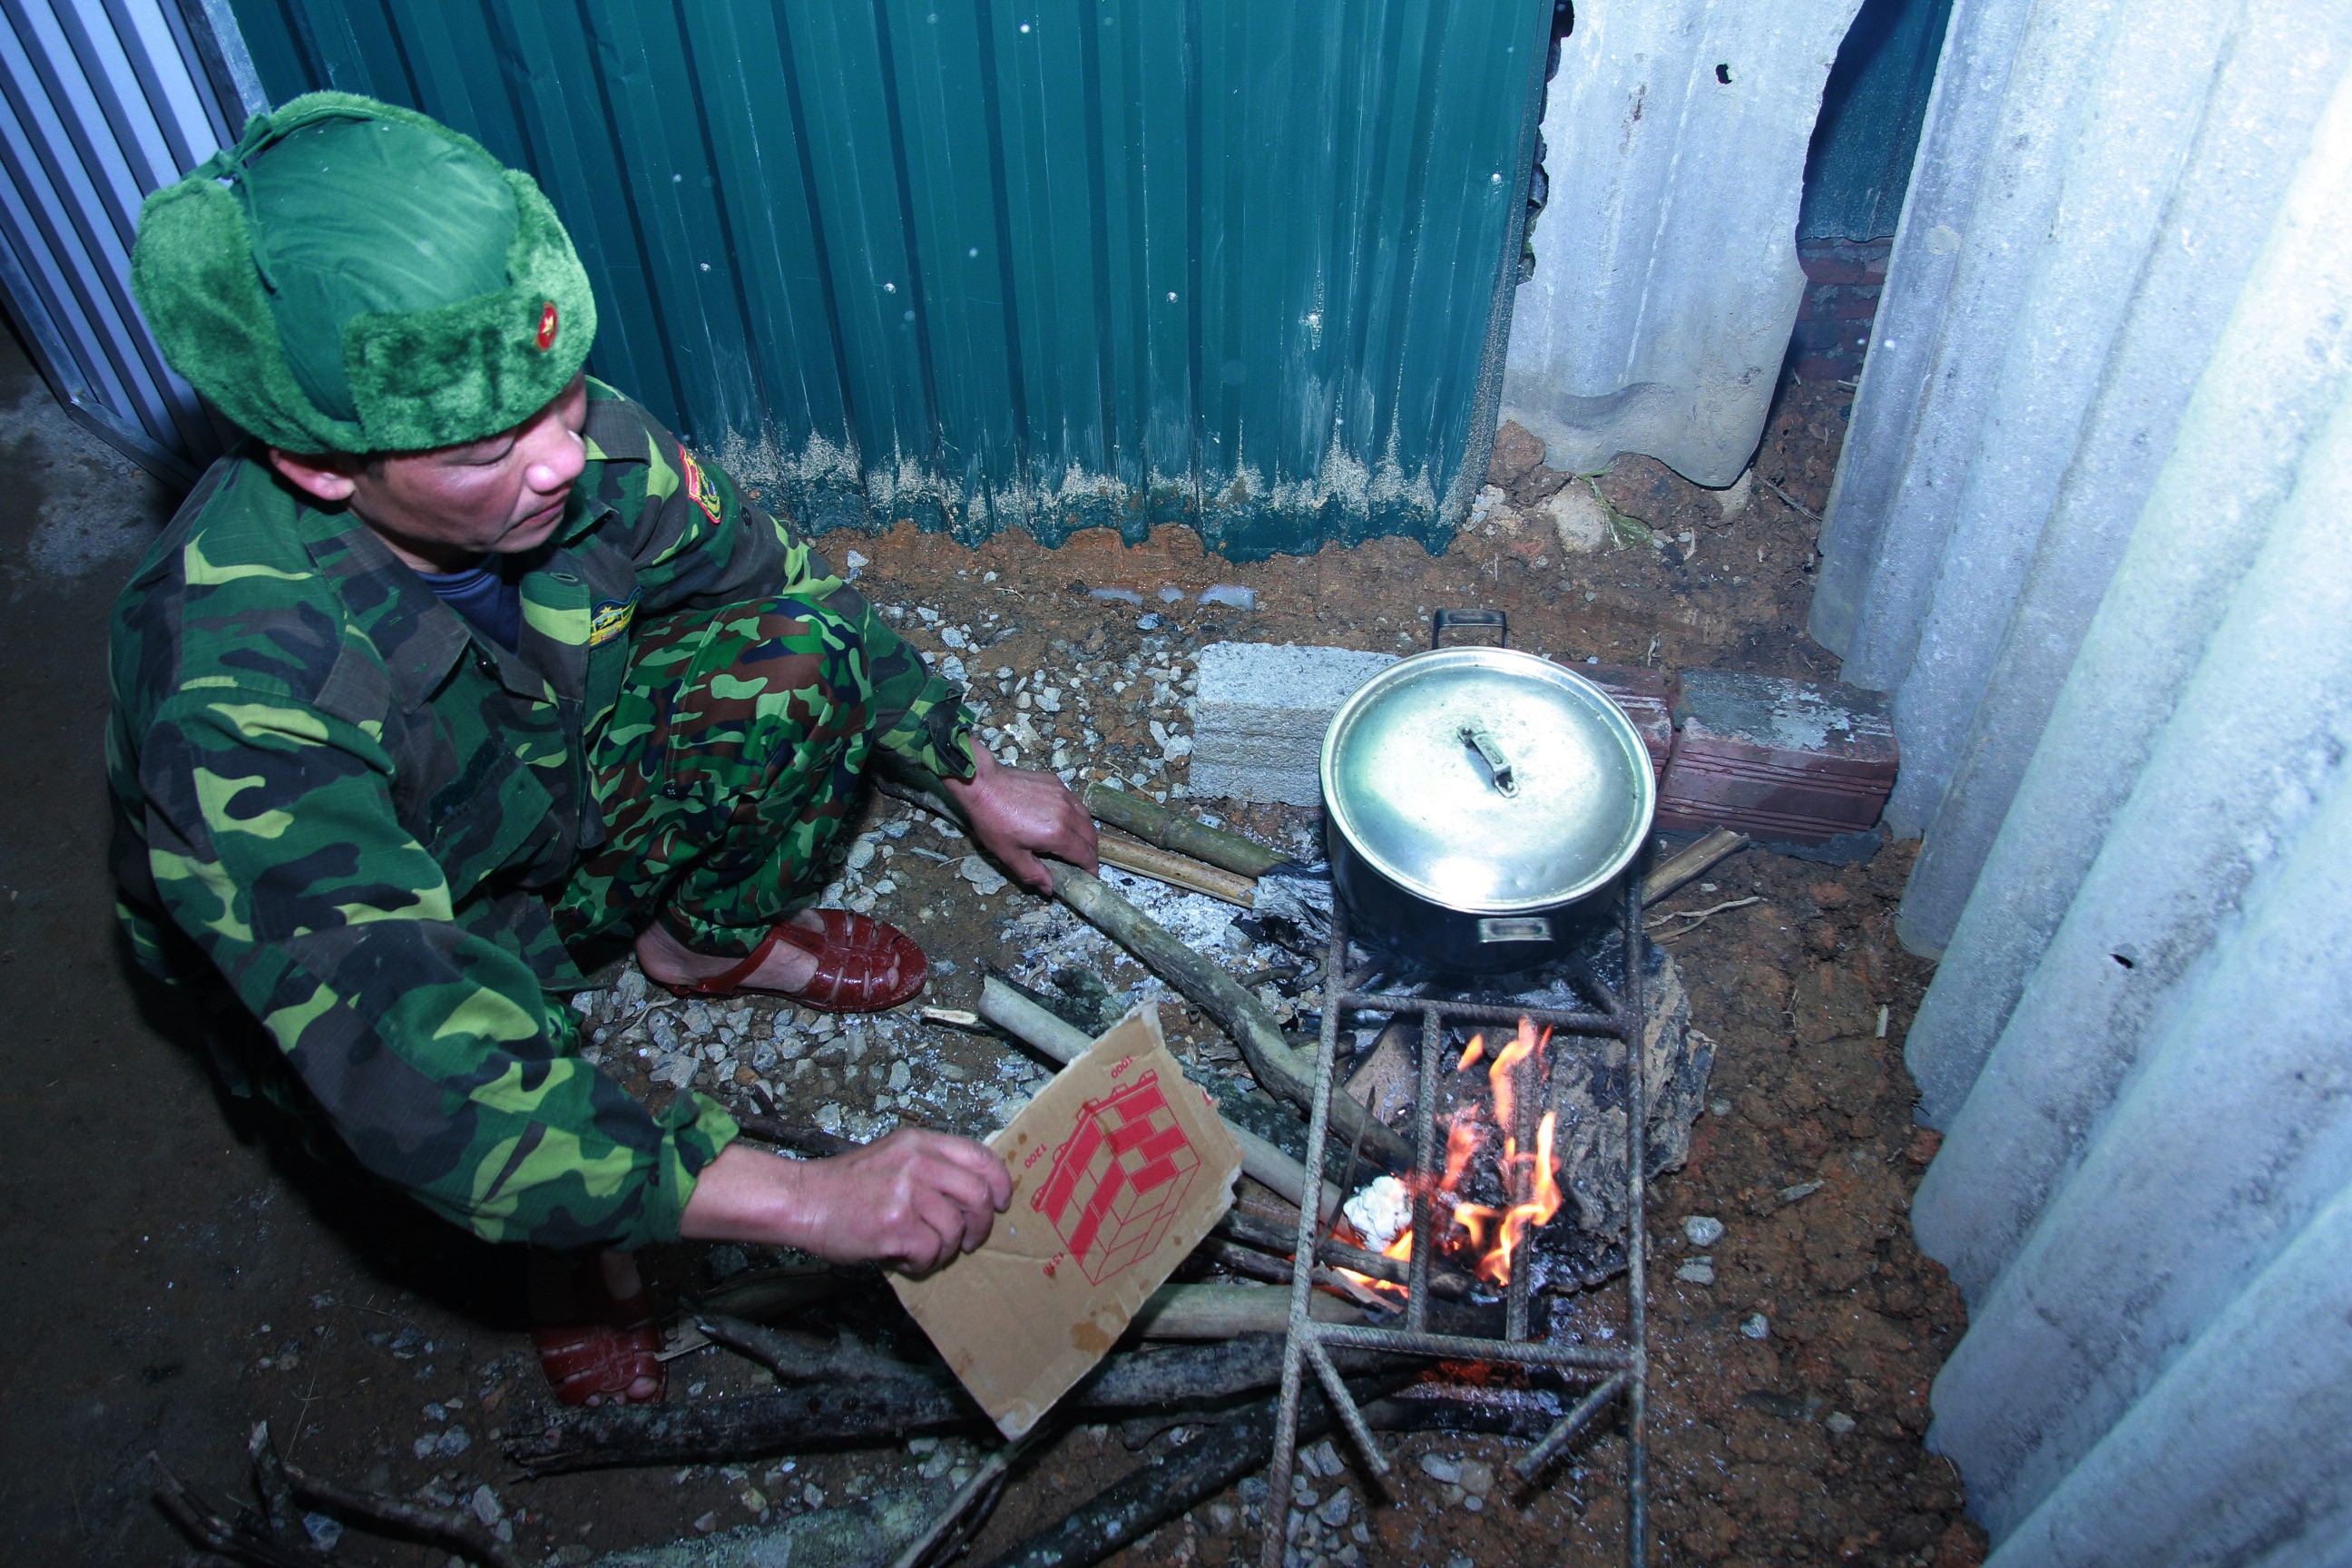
[533, 1275, 665, 1407]
[662, 909, 927, 1013]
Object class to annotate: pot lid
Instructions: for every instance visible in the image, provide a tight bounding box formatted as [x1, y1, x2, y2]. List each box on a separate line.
[1320, 648, 1656, 914]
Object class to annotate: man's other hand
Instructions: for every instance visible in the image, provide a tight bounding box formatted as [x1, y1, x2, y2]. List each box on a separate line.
[940, 747, 1099, 893]
[679, 1129, 1013, 1275]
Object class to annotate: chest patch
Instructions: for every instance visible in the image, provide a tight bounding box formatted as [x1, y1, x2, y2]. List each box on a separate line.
[589, 588, 640, 647]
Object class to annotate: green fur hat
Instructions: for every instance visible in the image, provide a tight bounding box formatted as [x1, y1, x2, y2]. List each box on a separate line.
[132, 93, 596, 455]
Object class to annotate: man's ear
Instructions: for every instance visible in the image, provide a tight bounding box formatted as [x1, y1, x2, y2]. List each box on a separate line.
[265, 447, 362, 505]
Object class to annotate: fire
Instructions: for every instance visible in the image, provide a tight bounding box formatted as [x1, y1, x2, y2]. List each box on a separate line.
[1485, 1017, 1545, 1138]
[1330, 1018, 1565, 1296]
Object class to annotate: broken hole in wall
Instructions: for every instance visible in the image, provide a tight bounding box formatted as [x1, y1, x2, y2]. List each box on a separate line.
[1521, 0, 1578, 284]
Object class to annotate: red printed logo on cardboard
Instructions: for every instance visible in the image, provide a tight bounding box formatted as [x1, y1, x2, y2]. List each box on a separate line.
[1030, 1071, 1200, 1286]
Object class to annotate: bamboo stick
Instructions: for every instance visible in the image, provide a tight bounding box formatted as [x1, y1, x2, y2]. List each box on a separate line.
[1082, 782, 1287, 877]
[1642, 827, 1748, 905]
[1125, 1282, 1362, 1339]
[1093, 829, 1258, 906]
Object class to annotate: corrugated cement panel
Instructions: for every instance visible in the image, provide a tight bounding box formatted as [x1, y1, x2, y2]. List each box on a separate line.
[1810, 0, 2352, 1557]
[227, 0, 1550, 557]
[1499, 0, 1862, 486]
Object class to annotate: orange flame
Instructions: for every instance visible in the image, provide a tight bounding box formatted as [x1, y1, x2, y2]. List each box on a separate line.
[1485, 1018, 1547, 1140]
[1326, 1018, 1565, 1297]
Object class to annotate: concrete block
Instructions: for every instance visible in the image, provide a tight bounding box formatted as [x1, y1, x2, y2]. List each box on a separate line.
[1188, 642, 1399, 806]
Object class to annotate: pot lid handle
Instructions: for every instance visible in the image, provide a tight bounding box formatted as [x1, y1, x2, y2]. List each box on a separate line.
[1459, 723, 1519, 797]
[1432, 607, 1507, 649]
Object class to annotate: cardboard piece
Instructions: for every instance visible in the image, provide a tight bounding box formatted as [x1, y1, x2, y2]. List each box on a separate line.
[891, 1005, 1243, 1437]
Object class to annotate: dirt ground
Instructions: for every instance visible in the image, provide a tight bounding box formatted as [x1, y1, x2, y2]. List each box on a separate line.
[0, 319, 1983, 1568]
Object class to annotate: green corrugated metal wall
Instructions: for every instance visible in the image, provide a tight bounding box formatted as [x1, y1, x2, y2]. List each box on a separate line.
[226, 0, 1549, 557]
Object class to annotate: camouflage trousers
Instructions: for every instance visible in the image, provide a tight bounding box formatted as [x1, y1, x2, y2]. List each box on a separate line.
[552, 594, 884, 958]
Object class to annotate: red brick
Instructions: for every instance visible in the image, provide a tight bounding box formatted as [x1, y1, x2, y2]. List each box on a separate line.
[1656, 671, 1896, 841]
[1799, 250, 1867, 284]
[1570, 661, 1676, 781]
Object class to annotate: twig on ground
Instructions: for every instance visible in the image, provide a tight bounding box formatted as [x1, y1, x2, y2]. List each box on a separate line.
[1194, 1239, 1399, 1315]
[1050, 866, 1414, 1169]
[245, 1424, 299, 1546]
[1759, 475, 1821, 522]
[508, 1336, 1419, 1476]
[281, 1460, 524, 1568]
[505, 1378, 976, 1475]
[1648, 896, 1763, 937]
[147, 1455, 323, 1568]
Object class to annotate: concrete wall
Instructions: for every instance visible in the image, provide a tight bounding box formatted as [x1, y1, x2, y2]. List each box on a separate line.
[1811, 0, 2352, 1558]
[1500, 0, 1861, 487]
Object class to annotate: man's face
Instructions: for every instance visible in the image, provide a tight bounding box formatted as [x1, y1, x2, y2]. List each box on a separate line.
[269, 375, 590, 572]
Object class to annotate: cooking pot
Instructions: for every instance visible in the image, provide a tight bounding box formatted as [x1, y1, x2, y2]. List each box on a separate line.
[1320, 611, 1655, 975]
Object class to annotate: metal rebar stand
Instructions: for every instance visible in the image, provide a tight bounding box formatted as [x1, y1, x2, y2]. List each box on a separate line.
[1259, 875, 1650, 1568]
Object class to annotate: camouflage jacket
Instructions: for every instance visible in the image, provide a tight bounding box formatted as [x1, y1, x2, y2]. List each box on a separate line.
[106, 380, 973, 1249]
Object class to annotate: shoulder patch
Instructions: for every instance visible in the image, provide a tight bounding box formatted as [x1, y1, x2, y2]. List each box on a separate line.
[678, 449, 723, 526]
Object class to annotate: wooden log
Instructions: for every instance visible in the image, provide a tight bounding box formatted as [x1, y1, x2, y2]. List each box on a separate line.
[1213, 1210, 1477, 1300]
[692, 1312, 931, 1387]
[505, 1378, 978, 1475]
[878, 764, 1409, 1169]
[1049, 866, 1414, 1171]
[972, 1370, 1423, 1568]
[1082, 782, 1287, 877]
[507, 1334, 1417, 1476]
[1093, 829, 1258, 906]
[1642, 827, 1749, 905]
[976, 976, 1342, 1220]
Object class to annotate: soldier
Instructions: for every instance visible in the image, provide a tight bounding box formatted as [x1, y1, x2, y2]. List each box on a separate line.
[111, 93, 1098, 1404]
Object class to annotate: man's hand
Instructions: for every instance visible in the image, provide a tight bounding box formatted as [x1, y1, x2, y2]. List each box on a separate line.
[940, 747, 1099, 894]
[678, 1130, 1013, 1275]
